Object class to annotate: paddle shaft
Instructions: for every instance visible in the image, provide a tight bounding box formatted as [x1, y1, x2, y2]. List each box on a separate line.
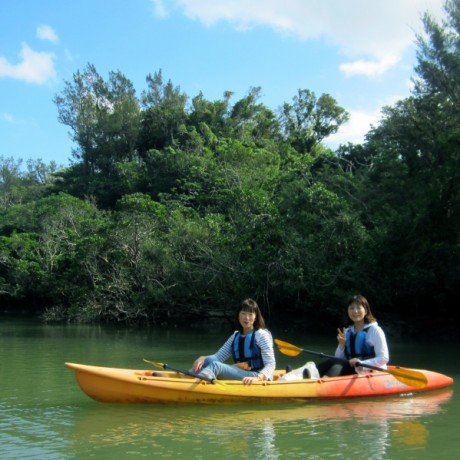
[298, 347, 385, 372]
[274, 339, 428, 388]
[143, 358, 216, 383]
[161, 363, 216, 384]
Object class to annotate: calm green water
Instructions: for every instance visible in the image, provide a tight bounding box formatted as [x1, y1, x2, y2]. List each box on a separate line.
[0, 317, 458, 459]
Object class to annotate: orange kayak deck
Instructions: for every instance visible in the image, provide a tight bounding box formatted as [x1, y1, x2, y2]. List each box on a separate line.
[65, 362, 454, 404]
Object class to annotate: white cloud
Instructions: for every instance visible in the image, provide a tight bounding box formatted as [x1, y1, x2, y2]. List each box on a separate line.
[37, 25, 59, 43]
[340, 56, 400, 78]
[1, 112, 16, 123]
[0, 42, 57, 84]
[151, 0, 168, 17]
[326, 108, 382, 147]
[172, 0, 445, 76]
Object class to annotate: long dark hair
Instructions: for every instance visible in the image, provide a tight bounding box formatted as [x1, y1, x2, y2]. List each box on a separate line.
[234, 298, 266, 332]
[347, 295, 376, 324]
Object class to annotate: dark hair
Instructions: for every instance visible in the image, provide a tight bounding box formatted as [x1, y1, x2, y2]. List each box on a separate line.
[234, 298, 266, 332]
[347, 295, 376, 324]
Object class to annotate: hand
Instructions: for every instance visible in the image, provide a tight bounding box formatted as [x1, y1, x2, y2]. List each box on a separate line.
[337, 327, 346, 348]
[242, 374, 263, 385]
[349, 358, 361, 368]
[192, 356, 206, 372]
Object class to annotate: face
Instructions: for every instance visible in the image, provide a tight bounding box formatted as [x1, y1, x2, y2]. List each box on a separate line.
[348, 302, 366, 323]
[239, 310, 256, 331]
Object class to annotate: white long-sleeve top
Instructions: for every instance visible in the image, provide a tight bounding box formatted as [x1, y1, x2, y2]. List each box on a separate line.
[335, 322, 389, 370]
[207, 328, 276, 380]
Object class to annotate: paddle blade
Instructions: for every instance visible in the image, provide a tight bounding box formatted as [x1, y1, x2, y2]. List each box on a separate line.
[388, 367, 428, 389]
[275, 339, 304, 357]
[143, 358, 165, 369]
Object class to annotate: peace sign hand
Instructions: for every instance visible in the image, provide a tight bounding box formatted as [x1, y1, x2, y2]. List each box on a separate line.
[337, 327, 346, 348]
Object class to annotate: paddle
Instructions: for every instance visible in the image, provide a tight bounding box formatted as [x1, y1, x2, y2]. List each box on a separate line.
[275, 339, 428, 389]
[143, 358, 219, 384]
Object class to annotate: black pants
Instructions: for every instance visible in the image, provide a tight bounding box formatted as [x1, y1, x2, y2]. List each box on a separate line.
[316, 359, 354, 377]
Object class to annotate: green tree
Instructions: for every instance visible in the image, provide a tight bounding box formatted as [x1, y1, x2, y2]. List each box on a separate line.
[54, 64, 141, 207]
[0, 156, 57, 210]
[342, 0, 460, 333]
[279, 89, 349, 153]
[138, 70, 188, 154]
[55, 64, 141, 174]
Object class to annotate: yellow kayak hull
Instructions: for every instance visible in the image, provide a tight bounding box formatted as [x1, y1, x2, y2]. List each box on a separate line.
[65, 362, 454, 404]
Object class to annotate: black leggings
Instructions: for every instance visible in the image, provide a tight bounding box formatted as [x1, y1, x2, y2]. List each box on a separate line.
[316, 359, 354, 377]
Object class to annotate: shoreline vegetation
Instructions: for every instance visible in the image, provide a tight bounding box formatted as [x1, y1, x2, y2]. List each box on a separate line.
[1, 1, 460, 340]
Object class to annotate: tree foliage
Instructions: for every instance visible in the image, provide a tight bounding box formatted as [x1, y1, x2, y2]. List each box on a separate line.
[1, 1, 460, 339]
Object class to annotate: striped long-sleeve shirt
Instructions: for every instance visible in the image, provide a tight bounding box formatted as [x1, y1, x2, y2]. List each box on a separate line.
[207, 328, 276, 380]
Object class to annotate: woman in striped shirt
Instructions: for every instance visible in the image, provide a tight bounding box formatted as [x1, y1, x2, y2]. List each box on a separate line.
[192, 298, 276, 385]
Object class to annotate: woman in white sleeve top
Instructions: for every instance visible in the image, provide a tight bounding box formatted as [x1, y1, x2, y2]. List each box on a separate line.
[316, 294, 389, 377]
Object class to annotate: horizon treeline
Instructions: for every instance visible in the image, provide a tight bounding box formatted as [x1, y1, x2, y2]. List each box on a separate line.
[1, 0, 459, 339]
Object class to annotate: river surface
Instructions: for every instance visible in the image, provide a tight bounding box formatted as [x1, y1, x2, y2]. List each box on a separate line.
[0, 316, 458, 459]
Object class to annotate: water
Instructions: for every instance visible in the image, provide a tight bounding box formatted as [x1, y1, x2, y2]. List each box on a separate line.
[0, 317, 458, 459]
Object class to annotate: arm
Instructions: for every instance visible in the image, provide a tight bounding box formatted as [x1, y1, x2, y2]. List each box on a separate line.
[255, 329, 276, 381]
[334, 327, 347, 359]
[360, 324, 389, 369]
[192, 333, 235, 372]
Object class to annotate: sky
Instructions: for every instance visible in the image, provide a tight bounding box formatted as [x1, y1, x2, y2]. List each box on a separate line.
[0, 0, 446, 168]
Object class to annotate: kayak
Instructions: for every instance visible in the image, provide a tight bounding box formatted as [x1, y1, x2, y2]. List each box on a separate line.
[65, 362, 454, 404]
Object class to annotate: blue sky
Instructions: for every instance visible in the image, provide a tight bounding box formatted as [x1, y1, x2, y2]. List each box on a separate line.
[1, 0, 445, 168]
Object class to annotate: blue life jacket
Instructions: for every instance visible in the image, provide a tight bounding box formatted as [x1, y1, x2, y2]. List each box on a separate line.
[345, 326, 375, 360]
[231, 331, 263, 371]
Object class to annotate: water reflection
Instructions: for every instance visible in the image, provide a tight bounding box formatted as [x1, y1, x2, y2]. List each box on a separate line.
[69, 390, 452, 458]
[0, 403, 75, 460]
[1, 319, 457, 459]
